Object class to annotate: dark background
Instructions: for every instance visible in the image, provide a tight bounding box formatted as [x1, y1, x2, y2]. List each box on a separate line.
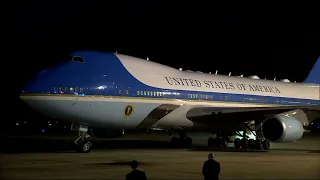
[12, 1, 320, 124]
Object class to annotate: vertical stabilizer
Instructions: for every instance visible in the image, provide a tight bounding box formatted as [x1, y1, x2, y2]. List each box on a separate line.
[304, 56, 320, 84]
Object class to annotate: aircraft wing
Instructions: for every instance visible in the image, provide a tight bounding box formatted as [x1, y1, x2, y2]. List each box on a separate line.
[189, 105, 320, 114]
[186, 105, 320, 125]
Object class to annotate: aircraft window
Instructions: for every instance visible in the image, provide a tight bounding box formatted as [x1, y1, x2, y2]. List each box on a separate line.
[126, 90, 129, 94]
[70, 87, 74, 92]
[71, 56, 84, 63]
[144, 91, 146, 95]
[75, 87, 79, 92]
[80, 88, 83, 93]
[59, 87, 63, 92]
[119, 90, 122, 94]
[137, 91, 140, 95]
[53, 87, 57, 92]
[65, 87, 68, 92]
[153, 92, 156, 96]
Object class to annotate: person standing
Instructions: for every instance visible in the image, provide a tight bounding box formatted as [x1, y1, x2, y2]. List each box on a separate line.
[126, 160, 147, 180]
[202, 153, 220, 180]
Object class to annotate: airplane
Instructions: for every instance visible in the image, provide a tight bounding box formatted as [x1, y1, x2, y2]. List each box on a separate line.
[19, 51, 320, 153]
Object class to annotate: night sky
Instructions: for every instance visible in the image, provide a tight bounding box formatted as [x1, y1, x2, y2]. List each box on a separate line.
[13, 1, 319, 104]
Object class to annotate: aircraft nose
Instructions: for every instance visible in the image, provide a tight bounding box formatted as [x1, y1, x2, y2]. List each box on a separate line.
[20, 62, 66, 95]
[21, 72, 45, 94]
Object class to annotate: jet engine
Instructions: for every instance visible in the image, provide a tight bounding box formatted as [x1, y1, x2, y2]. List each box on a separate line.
[91, 128, 125, 138]
[261, 115, 304, 143]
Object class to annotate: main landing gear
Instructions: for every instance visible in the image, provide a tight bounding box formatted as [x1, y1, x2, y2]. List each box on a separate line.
[207, 134, 229, 148]
[233, 130, 270, 151]
[207, 121, 271, 151]
[170, 131, 193, 148]
[207, 131, 270, 151]
[233, 122, 271, 151]
[72, 124, 92, 153]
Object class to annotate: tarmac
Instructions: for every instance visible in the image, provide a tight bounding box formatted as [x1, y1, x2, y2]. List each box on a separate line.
[1, 132, 320, 179]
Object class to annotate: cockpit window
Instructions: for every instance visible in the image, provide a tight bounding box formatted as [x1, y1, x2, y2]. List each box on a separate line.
[69, 56, 84, 63]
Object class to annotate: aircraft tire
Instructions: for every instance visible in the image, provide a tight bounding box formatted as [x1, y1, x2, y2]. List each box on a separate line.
[215, 137, 228, 148]
[262, 140, 270, 150]
[254, 139, 264, 150]
[76, 141, 92, 153]
[248, 139, 255, 149]
[240, 138, 248, 149]
[234, 138, 241, 148]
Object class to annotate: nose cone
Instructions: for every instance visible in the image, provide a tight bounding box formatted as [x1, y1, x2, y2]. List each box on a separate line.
[20, 62, 69, 97]
[21, 69, 55, 95]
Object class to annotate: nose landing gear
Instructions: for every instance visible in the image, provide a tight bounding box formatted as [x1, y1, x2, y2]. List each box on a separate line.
[72, 124, 92, 153]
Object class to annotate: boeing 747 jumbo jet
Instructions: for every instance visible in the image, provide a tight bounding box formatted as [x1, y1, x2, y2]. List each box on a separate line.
[20, 51, 320, 153]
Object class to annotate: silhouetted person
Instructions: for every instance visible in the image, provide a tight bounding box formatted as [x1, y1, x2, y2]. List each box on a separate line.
[126, 160, 147, 180]
[202, 153, 220, 180]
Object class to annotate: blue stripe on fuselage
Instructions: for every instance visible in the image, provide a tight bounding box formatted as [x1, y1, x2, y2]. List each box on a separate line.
[20, 51, 320, 107]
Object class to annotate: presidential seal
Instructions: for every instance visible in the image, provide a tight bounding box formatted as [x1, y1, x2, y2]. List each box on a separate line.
[124, 104, 134, 118]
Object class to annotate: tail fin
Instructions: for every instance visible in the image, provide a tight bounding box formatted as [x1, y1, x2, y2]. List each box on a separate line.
[304, 56, 320, 84]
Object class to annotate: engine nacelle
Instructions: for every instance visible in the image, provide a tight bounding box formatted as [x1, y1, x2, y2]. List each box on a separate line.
[91, 128, 125, 138]
[261, 115, 304, 143]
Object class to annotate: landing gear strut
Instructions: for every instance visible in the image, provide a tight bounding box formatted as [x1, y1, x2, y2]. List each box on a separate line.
[72, 124, 92, 153]
[170, 131, 192, 148]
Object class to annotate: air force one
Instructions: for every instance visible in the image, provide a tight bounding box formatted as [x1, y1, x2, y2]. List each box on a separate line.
[20, 51, 320, 153]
